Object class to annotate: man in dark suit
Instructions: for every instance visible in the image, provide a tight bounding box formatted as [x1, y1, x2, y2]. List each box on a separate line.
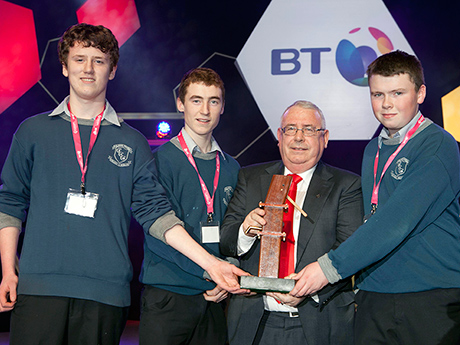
[220, 100, 363, 345]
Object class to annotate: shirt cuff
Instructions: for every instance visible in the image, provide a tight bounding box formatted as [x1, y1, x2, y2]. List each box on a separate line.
[318, 253, 342, 284]
[237, 224, 257, 256]
[0, 212, 22, 231]
[148, 210, 184, 244]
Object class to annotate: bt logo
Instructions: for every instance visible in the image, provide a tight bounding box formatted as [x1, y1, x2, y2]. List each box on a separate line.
[271, 27, 393, 87]
[271, 48, 332, 75]
[336, 27, 393, 86]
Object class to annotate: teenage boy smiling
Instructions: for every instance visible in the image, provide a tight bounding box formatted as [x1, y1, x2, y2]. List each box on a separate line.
[291, 50, 460, 344]
[0, 25, 245, 345]
[139, 68, 240, 345]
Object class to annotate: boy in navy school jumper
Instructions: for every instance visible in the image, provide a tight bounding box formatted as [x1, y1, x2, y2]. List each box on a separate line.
[290, 50, 460, 344]
[139, 68, 240, 345]
[0, 25, 246, 345]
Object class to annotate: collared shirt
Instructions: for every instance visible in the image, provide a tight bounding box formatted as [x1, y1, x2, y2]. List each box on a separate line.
[0, 96, 123, 231]
[172, 127, 226, 161]
[49, 96, 121, 127]
[47, 97, 183, 243]
[237, 164, 317, 312]
[320, 111, 431, 286]
[378, 111, 423, 148]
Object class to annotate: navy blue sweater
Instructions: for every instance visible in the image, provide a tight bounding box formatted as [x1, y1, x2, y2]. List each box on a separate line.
[328, 121, 460, 293]
[0, 111, 172, 307]
[140, 139, 240, 295]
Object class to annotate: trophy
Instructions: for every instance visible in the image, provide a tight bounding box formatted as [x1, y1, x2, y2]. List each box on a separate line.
[240, 175, 297, 293]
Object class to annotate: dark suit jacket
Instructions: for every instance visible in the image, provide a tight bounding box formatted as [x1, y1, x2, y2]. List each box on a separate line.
[220, 160, 363, 345]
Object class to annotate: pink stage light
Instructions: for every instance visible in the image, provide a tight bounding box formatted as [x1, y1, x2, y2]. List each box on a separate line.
[0, 1, 41, 115]
[76, 0, 140, 47]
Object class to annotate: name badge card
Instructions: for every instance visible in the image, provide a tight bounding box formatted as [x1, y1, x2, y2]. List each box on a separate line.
[200, 221, 220, 243]
[64, 189, 99, 218]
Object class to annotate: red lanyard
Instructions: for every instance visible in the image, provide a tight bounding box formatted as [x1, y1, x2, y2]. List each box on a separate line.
[68, 103, 104, 194]
[177, 131, 220, 220]
[371, 114, 424, 209]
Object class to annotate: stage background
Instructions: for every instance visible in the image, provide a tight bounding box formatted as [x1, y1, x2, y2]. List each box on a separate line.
[0, 0, 459, 325]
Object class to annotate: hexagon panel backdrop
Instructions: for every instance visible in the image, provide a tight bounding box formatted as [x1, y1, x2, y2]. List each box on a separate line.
[0, 1, 41, 115]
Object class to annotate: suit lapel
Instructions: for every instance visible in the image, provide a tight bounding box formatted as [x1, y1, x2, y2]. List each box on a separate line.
[296, 161, 333, 264]
[257, 161, 333, 268]
[259, 161, 284, 199]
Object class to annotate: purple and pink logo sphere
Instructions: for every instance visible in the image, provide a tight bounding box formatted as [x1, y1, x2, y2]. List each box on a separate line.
[336, 27, 393, 86]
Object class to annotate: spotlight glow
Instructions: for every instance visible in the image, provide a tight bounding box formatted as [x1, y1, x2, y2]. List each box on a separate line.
[156, 121, 171, 138]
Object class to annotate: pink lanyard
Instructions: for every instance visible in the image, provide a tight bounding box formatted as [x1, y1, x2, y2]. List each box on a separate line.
[177, 131, 220, 221]
[68, 103, 104, 194]
[371, 114, 424, 211]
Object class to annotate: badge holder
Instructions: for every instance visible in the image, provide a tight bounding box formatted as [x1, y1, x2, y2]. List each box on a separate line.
[200, 213, 220, 244]
[64, 188, 99, 218]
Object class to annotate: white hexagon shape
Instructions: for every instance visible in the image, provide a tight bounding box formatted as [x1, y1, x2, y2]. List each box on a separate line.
[236, 0, 415, 140]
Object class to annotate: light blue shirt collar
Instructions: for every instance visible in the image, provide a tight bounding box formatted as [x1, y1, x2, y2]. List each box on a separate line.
[49, 96, 121, 126]
[378, 111, 422, 147]
[179, 127, 225, 159]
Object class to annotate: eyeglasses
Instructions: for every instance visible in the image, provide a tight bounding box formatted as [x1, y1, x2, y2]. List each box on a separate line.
[281, 125, 326, 137]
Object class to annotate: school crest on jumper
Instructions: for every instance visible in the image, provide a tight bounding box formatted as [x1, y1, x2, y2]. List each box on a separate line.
[108, 144, 133, 167]
[391, 157, 409, 180]
[223, 186, 234, 206]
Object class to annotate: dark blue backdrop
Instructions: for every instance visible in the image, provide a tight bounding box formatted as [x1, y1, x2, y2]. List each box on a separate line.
[0, 0, 459, 323]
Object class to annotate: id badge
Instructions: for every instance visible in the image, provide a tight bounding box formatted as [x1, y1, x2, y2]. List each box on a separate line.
[64, 188, 99, 218]
[200, 220, 220, 243]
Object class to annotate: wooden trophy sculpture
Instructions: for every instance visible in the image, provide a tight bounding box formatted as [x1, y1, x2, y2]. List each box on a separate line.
[240, 175, 298, 293]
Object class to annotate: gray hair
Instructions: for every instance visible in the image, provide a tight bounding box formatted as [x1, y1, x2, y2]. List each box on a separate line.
[281, 100, 326, 129]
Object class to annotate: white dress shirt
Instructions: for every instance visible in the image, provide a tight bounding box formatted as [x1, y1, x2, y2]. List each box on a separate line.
[237, 165, 317, 312]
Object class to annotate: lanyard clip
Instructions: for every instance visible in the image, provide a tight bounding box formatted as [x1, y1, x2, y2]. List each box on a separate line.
[81, 182, 86, 195]
[207, 213, 213, 223]
[370, 203, 377, 215]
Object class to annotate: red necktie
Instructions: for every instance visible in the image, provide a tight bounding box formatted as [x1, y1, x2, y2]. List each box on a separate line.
[279, 174, 302, 278]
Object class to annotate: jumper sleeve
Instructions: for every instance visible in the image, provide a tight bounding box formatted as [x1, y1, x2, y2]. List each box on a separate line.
[148, 210, 184, 243]
[132, 147, 208, 276]
[0, 212, 22, 231]
[130, 150, 174, 238]
[318, 253, 341, 284]
[328, 134, 460, 280]
[142, 149, 208, 279]
[0, 133, 32, 224]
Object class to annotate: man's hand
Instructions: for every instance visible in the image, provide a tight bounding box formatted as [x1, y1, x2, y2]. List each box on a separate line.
[203, 285, 229, 303]
[290, 262, 329, 297]
[266, 291, 306, 307]
[266, 274, 305, 307]
[206, 259, 250, 294]
[242, 207, 266, 237]
[0, 273, 18, 312]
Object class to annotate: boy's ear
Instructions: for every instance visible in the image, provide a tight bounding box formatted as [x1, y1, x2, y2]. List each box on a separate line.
[176, 98, 184, 112]
[62, 63, 69, 77]
[109, 65, 117, 80]
[417, 84, 427, 105]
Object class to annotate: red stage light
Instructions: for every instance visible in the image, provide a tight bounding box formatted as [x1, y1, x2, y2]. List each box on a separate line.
[0, 1, 41, 115]
[76, 0, 140, 47]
